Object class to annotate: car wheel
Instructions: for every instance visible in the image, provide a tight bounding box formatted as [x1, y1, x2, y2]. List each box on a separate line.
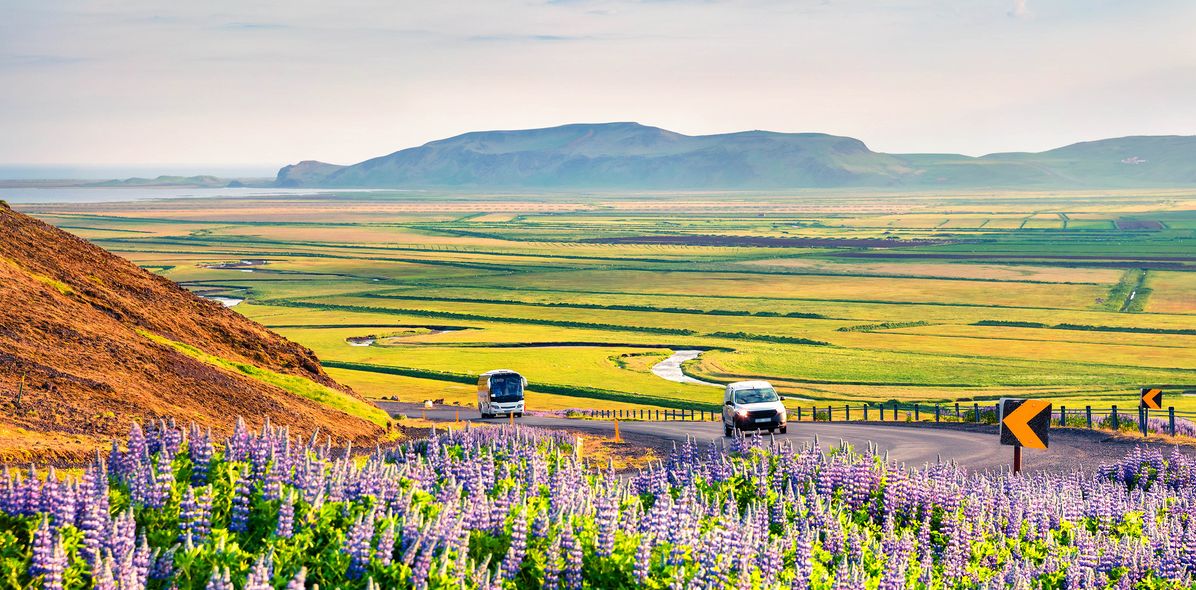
[779, 425, 787, 434]
[515, 412, 523, 418]
[767, 428, 774, 434]
[724, 424, 733, 437]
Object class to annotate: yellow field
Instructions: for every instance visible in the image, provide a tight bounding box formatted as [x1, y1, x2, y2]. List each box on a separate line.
[19, 187, 1196, 413]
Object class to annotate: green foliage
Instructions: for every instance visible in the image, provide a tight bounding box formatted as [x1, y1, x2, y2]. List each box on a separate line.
[706, 332, 830, 346]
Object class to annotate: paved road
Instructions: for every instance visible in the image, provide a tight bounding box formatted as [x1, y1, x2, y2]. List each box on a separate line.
[378, 402, 1192, 474]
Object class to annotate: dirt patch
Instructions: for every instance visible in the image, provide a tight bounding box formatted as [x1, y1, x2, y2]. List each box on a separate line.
[1114, 219, 1164, 231]
[582, 235, 949, 248]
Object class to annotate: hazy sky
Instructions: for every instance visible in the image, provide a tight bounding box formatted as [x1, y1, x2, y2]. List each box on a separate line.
[3, 0, 1195, 173]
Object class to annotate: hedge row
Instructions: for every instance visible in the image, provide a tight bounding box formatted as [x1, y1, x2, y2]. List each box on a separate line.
[321, 360, 720, 411]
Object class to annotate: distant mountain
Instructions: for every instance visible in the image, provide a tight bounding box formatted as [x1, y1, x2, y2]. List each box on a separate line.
[0, 201, 382, 461]
[275, 123, 1196, 189]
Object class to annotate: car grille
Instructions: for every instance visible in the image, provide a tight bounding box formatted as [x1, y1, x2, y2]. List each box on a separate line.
[747, 409, 778, 420]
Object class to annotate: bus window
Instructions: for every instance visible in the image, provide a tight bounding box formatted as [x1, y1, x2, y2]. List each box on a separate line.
[489, 374, 524, 402]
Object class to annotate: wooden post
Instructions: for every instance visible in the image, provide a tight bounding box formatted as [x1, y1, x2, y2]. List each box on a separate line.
[880, 405, 885, 421]
[1111, 406, 1119, 431]
[1013, 446, 1022, 475]
[1086, 406, 1092, 429]
[935, 405, 941, 422]
[1170, 407, 1176, 437]
[914, 404, 920, 421]
[845, 405, 851, 421]
[973, 403, 980, 424]
[796, 407, 802, 421]
[892, 402, 898, 421]
[863, 405, 869, 421]
[827, 405, 833, 422]
[1059, 406, 1066, 427]
[655, 409, 659, 421]
[955, 402, 961, 419]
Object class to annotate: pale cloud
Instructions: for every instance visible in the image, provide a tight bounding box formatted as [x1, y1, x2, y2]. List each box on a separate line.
[0, 0, 1194, 168]
[1009, 0, 1032, 19]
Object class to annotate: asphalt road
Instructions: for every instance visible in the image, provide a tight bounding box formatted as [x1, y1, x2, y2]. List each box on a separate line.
[377, 402, 1193, 475]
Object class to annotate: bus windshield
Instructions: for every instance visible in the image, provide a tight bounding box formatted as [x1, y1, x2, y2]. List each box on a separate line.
[489, 374, 524, 403]
[734, 387, 779, 404]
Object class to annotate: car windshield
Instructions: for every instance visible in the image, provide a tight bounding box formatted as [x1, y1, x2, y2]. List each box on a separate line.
[489, 374, 524, 402]
[734, 387, 779, 404]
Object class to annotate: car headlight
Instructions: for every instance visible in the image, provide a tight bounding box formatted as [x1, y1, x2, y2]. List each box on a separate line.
[735, 409, 749, 418]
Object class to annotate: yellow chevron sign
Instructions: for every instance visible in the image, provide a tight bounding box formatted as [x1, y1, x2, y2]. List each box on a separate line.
[1140, 388, 1163, 410]
[1000, 399, 1051, 450]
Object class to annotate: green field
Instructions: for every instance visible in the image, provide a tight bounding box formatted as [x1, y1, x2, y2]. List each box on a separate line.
[20, 188, 1196, 412]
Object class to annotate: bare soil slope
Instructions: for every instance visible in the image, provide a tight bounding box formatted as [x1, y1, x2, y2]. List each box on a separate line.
[0, 201, 381, 462]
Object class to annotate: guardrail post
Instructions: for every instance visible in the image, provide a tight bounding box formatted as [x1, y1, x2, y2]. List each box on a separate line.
[914, 404, 920, 421]
[863, 405, 869, 421]
[973, 403, 980, 424]
[1059, 406, 1066, 427]
[935, 405, 941, 422]
[1086, 406, 1092, 429]
[1170, 407, 1176, 436]
[845, 405, 851, 421]
[796, 407, 802, 421]
[1141, 407, 1148, 437]
[879, 405, 885, 421]
[1111, 406, 1119, 431]
[827, 405, 833, 422]
[892, 402, 898, 421]
[955, 402, 961, 419]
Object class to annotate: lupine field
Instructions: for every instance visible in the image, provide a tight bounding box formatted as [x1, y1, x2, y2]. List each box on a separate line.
[3, 420, 1196, 589]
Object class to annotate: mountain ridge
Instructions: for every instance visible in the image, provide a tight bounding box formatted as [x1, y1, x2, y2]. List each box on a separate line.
[275, 123, 1196, 189]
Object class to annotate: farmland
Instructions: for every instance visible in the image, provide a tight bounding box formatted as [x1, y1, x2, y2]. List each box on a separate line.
[16, 187, 1196, 412]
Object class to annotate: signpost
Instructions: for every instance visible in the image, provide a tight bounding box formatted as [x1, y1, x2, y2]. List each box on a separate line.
[1140, 387, 1163, 410]
[999, 398, 1051, 474]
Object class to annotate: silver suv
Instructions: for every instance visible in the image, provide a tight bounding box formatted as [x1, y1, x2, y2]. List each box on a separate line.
[722, 380, 787, 436]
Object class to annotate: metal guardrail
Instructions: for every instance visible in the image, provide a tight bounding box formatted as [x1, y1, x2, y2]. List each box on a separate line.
[563, 402, 1196, 438]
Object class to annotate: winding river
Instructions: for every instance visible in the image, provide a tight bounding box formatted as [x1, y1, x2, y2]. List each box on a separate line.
[651, 350, 722, 387]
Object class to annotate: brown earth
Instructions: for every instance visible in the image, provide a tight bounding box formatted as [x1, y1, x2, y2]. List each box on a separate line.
[582, 234, 948, 248]
[0, 201, 382, 463]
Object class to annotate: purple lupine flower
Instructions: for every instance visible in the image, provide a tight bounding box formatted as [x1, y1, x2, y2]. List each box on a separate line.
[229, 467, 251, 533]
[594, 492, 617, 558]
[93, 552, 117, 590]
[376, 520, 396, 566]
[543, 531, 562, 590]
[346, 515, 375, 579]
[633, 533, 653, 584]
[206, 566, 232, 590]
[246, 554, 274, 590]
[501, 509, 528, 581]
[107, 509, 136, 566]
[149, 547, 176, 582]
[275, 490, 295, 539]
[286, 567, 307, 590]
[561, 522, 582, 590]
[189, 425, 214, 486]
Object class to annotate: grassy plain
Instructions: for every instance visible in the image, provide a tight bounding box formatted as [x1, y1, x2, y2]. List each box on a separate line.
[18, 188, 1196, 413]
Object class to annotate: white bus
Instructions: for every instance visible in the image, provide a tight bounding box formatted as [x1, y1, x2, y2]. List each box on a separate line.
[477, 369, 526, 418]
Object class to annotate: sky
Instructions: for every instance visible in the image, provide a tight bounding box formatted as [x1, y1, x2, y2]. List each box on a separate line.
[3, 0, 1196, 175]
